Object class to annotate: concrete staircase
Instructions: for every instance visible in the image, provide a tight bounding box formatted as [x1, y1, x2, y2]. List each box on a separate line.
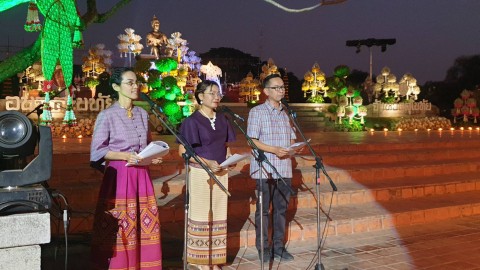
[45, 123, 480, 260]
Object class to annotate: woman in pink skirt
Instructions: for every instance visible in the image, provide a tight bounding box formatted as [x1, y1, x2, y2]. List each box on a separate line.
[90, 67, 162, 269]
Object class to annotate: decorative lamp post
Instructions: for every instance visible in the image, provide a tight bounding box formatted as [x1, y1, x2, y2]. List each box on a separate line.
[117, 28, 144, 67]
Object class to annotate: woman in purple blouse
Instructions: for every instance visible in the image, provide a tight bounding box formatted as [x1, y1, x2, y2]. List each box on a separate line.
[90, 67, 162, 269]
[178, 80, 236, 270]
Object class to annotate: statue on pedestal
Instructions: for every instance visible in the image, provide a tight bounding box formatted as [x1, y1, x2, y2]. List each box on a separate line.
[145, 15, 172, 59]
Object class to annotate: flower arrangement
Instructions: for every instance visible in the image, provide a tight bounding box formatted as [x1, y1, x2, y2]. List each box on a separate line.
[51, 118, 96, 138]
[84, 77, 99, 89]
[394, 117, 451, 131]
[307, 95, 324, 103]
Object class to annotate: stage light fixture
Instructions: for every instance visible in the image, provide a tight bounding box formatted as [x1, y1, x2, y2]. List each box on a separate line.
[0, 111, 38, 159]
[0, 111, 53, 214]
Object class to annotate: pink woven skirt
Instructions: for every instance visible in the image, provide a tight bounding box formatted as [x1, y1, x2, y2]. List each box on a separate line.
[91, 161, 162, 270]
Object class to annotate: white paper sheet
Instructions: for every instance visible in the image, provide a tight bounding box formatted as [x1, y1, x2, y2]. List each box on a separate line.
[126, 141, 170, 166]
[287, 139, 310, 155]
[219, 153, 250, 168]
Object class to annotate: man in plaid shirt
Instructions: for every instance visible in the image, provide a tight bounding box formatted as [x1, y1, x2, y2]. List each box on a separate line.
[247, 73, 296, 263]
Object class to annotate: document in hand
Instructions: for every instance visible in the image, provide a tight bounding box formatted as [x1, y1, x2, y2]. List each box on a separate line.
[126, 141, 170, 166]
[219, 153, 251, 168]
[287, 139, 311, 155]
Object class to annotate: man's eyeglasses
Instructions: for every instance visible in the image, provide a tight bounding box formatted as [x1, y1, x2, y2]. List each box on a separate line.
[265, 85, 286, 92]
[203, 92, 224, 98]
[122, 81, 142, 87]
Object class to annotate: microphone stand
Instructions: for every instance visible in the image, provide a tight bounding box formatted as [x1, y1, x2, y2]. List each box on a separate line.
[145, 101, 230, 270]
[283, 104, 336, 270]
[227, 115, 293, 269]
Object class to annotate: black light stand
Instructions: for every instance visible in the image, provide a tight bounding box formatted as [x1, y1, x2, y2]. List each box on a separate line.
[140, 93, 229, 270]
[224, 108, 293, 269]
[280, 99, 337, 270]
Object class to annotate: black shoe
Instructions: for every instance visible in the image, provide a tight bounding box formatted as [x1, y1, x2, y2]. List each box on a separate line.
[273, 248, 294, 262]
[258, 248, 271, 263]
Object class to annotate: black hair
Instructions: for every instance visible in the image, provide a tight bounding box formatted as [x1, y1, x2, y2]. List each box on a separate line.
[262, 73, 282, 88]
[109, 67, 134, 100]
[194, 80, 219, 104]
[110, 67, 134, 88]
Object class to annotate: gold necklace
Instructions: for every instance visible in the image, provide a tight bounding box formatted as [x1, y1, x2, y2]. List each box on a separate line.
[199, 108, 216, 130]
[119, 104, 133, 118]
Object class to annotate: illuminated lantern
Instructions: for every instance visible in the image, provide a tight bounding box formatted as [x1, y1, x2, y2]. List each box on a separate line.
[358, 106, 367, 124]
[472, 108, 479, 123]
[461, 106, 469, 122]
[460, 89, 471, 100]
[353, 96, 363, 106]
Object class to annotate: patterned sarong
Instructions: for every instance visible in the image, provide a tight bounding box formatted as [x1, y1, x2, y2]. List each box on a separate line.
[187, 167, 228, 266]
[91, 161, 162, 270]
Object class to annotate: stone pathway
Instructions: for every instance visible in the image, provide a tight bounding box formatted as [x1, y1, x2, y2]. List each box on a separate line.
[42, 215, 480, 269]
[224, 215, 480, 270]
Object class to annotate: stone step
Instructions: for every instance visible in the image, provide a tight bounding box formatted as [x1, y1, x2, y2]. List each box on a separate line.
[51, 158, 480, 222]
[155, 171, 480, 223]
[151, 158, 480, 195]
[161, 189, 480, 250]
[49, 143, 480, 185]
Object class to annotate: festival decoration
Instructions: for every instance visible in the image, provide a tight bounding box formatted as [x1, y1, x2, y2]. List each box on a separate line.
[398, 73, 420, 100]
[62, 92, 77, 126]
[200, 61, 222, 92]
[40, 81, 54, 126]
[117, 28, 144, 66]
[167, 32, 187, 63]
[82, 44, 113, 79]
[239, 72, 261, 102]
[183, 50, 202, 72]
[452, 89, 479, 124]
[35, 0, 81, 88]
[395, 117, 451, 131]
[259, 58, 280, 82]
[326, 65, 367, 126]
[302, 63, 329, 102]
[156, 58, 178, 73]
[72, 16, 84, 48]
[24, 0, 42, 32]
[373, 67, 399, 101]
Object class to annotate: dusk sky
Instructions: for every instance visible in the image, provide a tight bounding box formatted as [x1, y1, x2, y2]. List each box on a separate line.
[1, 0, 479, 84]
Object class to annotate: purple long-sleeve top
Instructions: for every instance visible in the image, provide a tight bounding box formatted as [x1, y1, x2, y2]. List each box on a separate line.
[178, 110, 236, 164]
[90, 102, 151, 164]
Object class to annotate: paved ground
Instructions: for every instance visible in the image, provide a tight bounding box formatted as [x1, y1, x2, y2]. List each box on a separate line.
[42, 215, 480, 269]
[41, 130, 480, 269]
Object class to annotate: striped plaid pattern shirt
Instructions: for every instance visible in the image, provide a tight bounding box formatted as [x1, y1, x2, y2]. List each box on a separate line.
[247, 101, 296, 179]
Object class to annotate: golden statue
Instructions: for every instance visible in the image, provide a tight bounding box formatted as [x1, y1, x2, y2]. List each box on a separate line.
[146, 15, 171, 59]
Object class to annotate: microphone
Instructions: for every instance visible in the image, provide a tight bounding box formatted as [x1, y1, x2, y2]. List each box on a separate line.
[221, 106, 244, 122]
[140, 92, 163, 112]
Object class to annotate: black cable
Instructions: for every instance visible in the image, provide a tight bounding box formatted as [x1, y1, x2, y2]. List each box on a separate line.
[50, 190, 70, 270]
